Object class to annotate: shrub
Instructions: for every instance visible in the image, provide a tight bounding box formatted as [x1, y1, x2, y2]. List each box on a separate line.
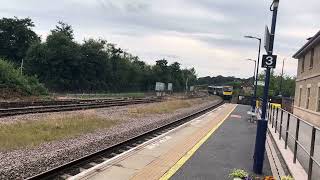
[0, 58, 47, 98]
[229, 169, 249, 179]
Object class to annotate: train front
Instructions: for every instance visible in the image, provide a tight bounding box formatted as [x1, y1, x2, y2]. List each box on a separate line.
[222, 86, 233, 100]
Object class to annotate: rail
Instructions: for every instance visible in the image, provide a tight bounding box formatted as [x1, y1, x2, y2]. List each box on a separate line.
[0, 98, 162, 117]
[257, 101, 320, 180]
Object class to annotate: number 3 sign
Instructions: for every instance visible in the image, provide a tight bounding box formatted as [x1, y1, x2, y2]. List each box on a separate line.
[262, 55, 277, 68]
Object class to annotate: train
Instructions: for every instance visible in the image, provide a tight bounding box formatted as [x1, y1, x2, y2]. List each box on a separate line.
[208, 85, 233, 100]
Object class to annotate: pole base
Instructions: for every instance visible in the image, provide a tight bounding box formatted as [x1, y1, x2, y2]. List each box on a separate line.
[253, 119, 268, 174]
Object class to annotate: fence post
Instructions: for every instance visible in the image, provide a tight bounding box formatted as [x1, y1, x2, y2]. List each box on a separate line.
[279, 110, 283, 140]
[307, 127, 316, 180]
[275, 108, 279, 133]
[285, 113, 290, 149]
[268, 104, 271, 123]
[293, 119, 300, 163]
[272, 106, 275, 128]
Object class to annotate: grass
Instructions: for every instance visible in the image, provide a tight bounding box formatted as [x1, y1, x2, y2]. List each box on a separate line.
[0, 111, 117, 151]
[129, 99, 204, 116]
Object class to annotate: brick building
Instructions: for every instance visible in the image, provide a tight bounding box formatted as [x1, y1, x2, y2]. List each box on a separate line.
[292, 30, 320, 126]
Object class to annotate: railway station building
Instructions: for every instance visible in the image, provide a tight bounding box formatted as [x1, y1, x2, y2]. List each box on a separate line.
[292, 30, 320, 126]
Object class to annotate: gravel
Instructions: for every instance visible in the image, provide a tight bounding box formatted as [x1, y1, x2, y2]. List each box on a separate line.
[0, 97, 221, 179]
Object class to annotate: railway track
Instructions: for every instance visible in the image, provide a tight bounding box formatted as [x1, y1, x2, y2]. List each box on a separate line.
[0, 98, 161, 118]
[0, 98, 140, 108]
[27, 100, 224, 180]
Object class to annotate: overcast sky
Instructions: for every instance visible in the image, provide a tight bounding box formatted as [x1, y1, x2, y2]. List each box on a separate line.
[1, 0, 319, 78]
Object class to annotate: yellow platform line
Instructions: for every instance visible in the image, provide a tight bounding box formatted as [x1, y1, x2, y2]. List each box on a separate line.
[159, 104, 237, 180]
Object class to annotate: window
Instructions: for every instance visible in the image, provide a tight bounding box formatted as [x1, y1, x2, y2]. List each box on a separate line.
[298, 88, 302, 107]
[317, 86, 320, 112]
[310, 48, 314, 69]
[301, 56, 305, 73]
[306, 87, 311, 109]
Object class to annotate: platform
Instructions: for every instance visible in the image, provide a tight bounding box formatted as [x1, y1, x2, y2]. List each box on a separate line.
[171, 105, 272, 180]
[70, 104, 272, 180]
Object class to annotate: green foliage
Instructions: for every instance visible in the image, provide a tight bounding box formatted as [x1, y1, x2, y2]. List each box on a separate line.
[281, 176, 294, 180]
[257, 71, 295, 97]
[24, 21, 196, 93]
[229, 169, 248, 178]
[197, 75, 247, 87]
[1, 17, 197, 93]
[0, 59, 47, 97]
[0, 17, 40, 65]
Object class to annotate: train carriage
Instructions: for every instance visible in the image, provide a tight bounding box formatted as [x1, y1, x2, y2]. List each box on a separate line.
[208, 85, 233, 100]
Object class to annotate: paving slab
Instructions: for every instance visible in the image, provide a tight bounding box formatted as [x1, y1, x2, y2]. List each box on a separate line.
[171, 105, 272, 180]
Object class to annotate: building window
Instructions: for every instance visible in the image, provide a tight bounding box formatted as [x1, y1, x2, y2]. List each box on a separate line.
[301, 56, 305, 73]
[317, 86, 320, 112]
[310, 48, 314, 69]
[298, 88, 302, 107]
[306, 87, 311, 109]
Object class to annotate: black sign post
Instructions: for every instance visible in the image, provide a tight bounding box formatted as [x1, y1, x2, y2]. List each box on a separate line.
[253, 0, 280, 174]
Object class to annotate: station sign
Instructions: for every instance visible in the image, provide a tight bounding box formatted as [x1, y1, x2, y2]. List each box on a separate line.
[262, 54, 277, 68]
[167, 83, 173, 91]
[155, 82, 165, 91]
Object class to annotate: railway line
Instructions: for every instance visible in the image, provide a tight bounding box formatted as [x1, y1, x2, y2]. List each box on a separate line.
[0, 97, 161, 118]
[27, 100, 224, 180]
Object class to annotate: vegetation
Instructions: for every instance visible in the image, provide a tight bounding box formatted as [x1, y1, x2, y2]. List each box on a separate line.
[0, 58, 47, 98]
[0, 17, 295, 97]
[129, 98, 205, 116]
[281, 176, 294, 180]
[229, 169, 249, 179]
[0, 111, 117, 150]
[0, 17, 197, 95]
[257, 71, 295, 97]
[197, 75, 247, 87]
[0, 17, 40, 65]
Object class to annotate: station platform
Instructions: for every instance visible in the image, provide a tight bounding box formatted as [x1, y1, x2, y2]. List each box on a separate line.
[70, 104, 272, 180]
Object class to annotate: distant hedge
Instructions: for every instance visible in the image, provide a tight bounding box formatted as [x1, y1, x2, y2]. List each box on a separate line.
[0, 59, 47, 98]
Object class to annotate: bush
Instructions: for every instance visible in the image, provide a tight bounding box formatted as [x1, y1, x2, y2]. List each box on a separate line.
[0, 59, 47, 98]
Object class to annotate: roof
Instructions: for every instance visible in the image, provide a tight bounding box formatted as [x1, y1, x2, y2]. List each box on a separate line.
[293, 30, 320, 59]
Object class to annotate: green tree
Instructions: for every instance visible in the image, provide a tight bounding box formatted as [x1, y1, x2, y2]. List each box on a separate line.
[0, 17, 40, 64]
[257, 72, 295, 97]
[25, 22, 81, 91]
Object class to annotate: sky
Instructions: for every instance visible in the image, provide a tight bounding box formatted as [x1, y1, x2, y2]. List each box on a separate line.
[1, 0, 319, 78]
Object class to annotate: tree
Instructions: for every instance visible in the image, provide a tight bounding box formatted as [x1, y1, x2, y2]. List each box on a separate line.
[0, 17, 40, 64]
[23, 20, 201, 93]
[256, 72, 295, 97]
[25, 22, 81, 91]
[51, 21, 74, 40]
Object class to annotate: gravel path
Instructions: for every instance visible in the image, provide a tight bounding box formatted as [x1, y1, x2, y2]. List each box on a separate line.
[0, 97, 221, 179]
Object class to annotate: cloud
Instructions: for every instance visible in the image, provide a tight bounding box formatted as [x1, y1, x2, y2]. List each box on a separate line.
[0, 0, 318, 78]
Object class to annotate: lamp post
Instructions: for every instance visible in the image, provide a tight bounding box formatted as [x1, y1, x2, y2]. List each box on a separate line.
[246, 59, 257, 97]
[244, 36, 261, 113]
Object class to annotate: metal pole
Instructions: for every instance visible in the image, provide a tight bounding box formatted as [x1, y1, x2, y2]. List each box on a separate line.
[247, 59, 257, 112]
[279, 59, 284, 96]
[252, 61, 257, 111]
[253, 0, 279, 174]
[253, 39, 261, 112]
[307, 127, 316, 180]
